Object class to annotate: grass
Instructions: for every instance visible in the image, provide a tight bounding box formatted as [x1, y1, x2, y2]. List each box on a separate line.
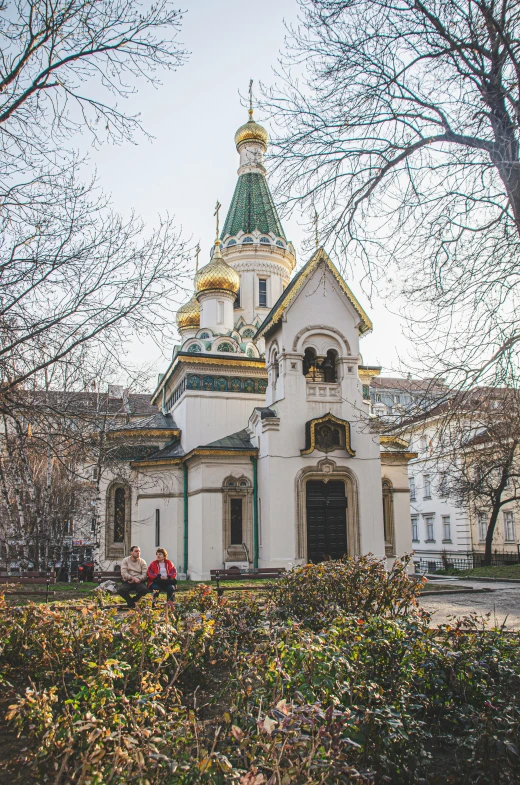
[1, 578, 276, 604]
[459, 564, 520, 579]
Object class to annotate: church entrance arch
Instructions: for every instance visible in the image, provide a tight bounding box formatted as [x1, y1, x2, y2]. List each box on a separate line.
[306, 480, 347, 562]
[295, 459, 360, 562]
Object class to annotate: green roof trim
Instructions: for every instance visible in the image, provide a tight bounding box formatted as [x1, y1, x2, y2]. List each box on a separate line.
[221, 172, 286, 240]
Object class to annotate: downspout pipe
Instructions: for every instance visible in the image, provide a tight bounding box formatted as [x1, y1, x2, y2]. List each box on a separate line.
[183, 462, 189, 576]
[251, 455, 259, 569]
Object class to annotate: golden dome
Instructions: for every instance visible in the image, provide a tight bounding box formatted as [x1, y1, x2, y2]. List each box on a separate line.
[195, 241, 240, 295]
[176, 294, 200, 330]
[235, 110, 269, 150]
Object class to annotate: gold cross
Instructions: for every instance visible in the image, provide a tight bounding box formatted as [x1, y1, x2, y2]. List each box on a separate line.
[313, 208, 319, 249]
[249, 79, 253, 119]
[214, 200, 222, 240]
[195, 243, 200, 273]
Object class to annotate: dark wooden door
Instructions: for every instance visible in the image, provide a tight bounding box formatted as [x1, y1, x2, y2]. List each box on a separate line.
[306, 480, 347, 562]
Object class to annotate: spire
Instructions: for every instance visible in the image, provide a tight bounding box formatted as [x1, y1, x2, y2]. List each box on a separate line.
[221, 89, 287, 242]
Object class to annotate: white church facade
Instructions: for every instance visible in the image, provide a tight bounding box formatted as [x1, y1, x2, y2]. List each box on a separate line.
[100, 108, 416, 579]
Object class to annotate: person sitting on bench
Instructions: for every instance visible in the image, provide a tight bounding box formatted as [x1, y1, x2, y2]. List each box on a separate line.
[118, 546, 148, 609]
[147, 548, 177, 606]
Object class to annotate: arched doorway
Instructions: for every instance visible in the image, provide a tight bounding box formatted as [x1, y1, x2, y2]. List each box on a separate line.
[306, 479, 348, 562]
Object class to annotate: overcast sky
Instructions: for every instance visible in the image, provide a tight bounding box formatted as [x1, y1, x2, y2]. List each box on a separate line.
[87, 0, 411, 384]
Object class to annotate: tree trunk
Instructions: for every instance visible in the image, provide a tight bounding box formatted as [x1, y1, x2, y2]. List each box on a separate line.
[484, 504, 502, 566]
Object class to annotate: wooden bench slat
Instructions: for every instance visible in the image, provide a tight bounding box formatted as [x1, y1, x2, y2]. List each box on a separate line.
[0, 577, 53, 584]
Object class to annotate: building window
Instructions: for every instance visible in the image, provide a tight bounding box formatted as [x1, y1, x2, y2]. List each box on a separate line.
[155, 509, 160, 547]
[409, 476, 416, 501]
[114, 488, 126, 543]
[218, 342, 234, 353]
[90, 517, 96, 534]
[438, 472, 448, 497]
[227, 239, 236, 246]
[442, 515, 451, 542]
[234, 288, 241, 308]
[230, 498, 243, 544]
[217, 300, 224, 324]
[243, 236, 253, 244]
[504, 510, 515, 542]
[411, 516, 419, 542]
[423, 475, 431, 499]
[260, 236, 270, 244]
[259, 278, 267, 307]
[187, 343, 201, 353]
[424, 515, 435, 541]
[478, 512, 487, 542]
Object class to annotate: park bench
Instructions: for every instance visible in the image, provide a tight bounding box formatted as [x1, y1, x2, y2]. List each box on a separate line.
[93, 570, 122, 583]
[0, 571, 56, 602]
[210, 567, 286, 597]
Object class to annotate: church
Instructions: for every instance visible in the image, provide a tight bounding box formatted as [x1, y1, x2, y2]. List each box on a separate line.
[100, 106, 416, 580]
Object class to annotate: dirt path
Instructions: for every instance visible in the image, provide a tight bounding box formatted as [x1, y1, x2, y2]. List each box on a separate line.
[419, 580, 520, 630]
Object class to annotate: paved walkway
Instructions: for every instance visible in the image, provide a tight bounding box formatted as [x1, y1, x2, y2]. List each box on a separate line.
[419, 580, 520, 630]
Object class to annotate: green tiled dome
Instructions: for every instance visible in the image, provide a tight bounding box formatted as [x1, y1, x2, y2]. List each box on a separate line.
[221, 172, 286, 241]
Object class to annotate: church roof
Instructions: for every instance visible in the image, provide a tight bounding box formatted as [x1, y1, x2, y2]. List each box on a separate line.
[221, 172, 286, 240]
[108, 411, 180, 437]
[202, 428, 256, 451]
[129, 438, 185, 467]
[255, 247, 373, 340]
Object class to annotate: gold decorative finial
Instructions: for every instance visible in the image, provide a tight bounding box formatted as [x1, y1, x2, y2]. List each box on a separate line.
[248, 79, 253, 120]
[214, 200, 222, 243]
[195, 243, 201, 273]
[313, 208, 319, 249]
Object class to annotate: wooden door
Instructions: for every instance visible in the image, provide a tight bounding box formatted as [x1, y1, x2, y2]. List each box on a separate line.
[306, 480, 348, 562]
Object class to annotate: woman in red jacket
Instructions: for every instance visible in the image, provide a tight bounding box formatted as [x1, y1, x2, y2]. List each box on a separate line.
[147, 548, 177, 605]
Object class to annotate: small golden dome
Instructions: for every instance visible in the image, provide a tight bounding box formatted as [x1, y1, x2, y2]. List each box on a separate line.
[176, 294, 200, 330]
[235, 110, 269, 150]
[195, 242, 240, 295]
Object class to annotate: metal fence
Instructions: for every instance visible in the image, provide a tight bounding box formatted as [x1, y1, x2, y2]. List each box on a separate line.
[416, 551, 520, 574]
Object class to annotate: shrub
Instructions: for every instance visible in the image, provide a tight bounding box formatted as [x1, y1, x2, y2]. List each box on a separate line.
[267, 554, 424, 626]
[1, 562, 519, 784]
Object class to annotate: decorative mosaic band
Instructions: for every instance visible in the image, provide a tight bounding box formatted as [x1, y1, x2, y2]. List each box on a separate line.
[186, 374, 267, 394]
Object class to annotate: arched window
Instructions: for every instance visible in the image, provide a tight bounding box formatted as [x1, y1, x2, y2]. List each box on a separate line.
[187, 343, 201, 353]
[242, 329, 255, 338]
[242, 236, 254, 244]
[303, 347, 317, 378]
[260, 236, 270, 244]
[227, 239, 236, 246]
[218, 343, 234, 353]
[199, 332, 210, 339]
[272, 350, 279, 380]
[382, 479, 395, 556]
[322, 349, 338, 383]
[247, 348, 255, 358]
[114, 487, 125, 543]
[276, 240, 285, 248]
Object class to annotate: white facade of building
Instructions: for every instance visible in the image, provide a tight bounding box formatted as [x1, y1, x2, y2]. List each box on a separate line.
[98, 110, 416, 579]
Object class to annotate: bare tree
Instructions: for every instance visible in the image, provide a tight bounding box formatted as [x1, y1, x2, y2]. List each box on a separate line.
[262, 0, 520, 383]
[0, 0, 191, 399]
[0, 0, 187, 158]
[425, 386, 520, 565]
